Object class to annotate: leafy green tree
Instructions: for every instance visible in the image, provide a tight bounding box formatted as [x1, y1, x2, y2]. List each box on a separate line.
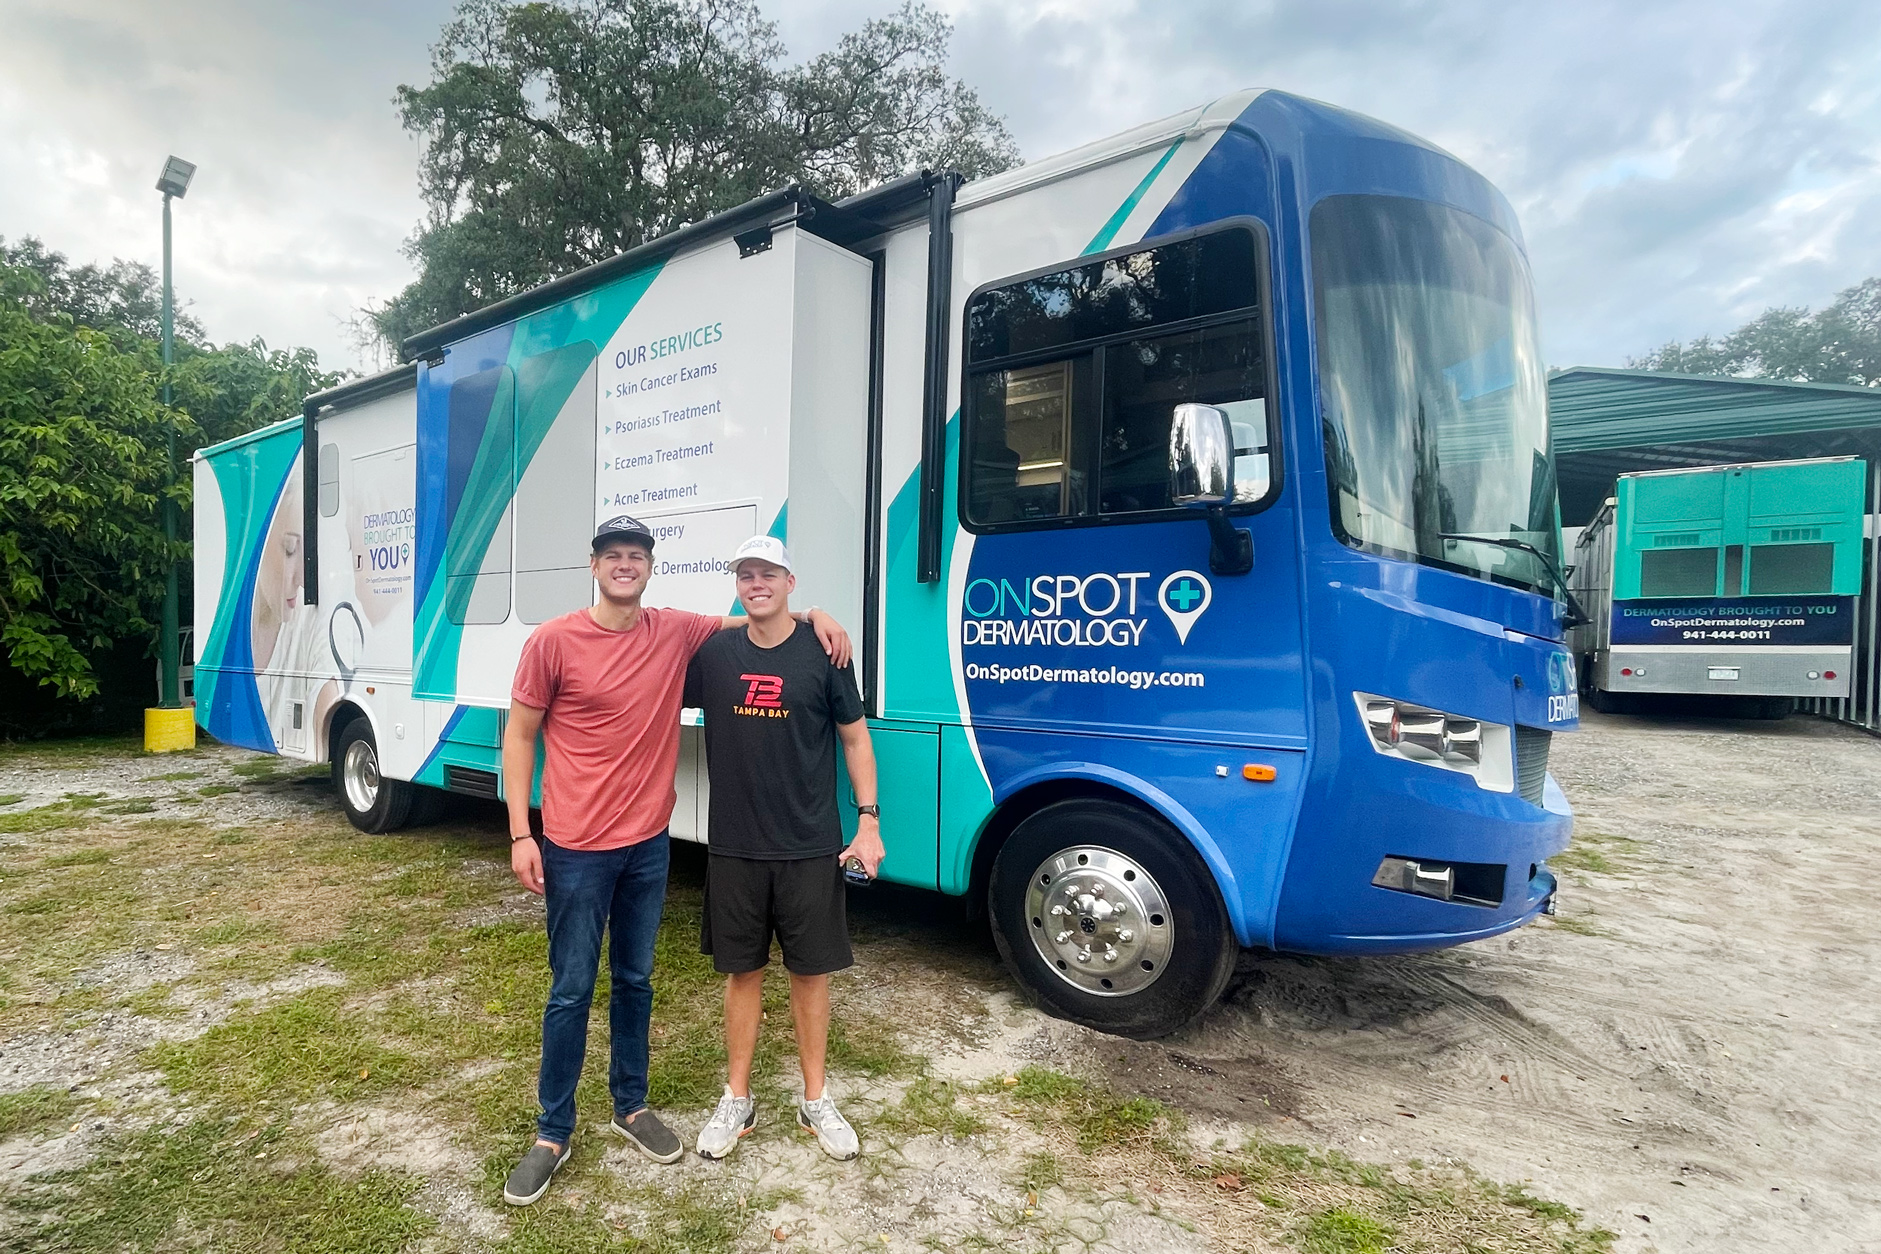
[0, 298, 186, 699]
[371, 0, 1019, 346]
[0, 247, 340, 708]
[1631, 277, 1881, 387]
[172, 340, 338, 451]
[1, 235, 205, 348]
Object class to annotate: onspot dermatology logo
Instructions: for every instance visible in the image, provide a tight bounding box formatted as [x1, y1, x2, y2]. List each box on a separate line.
[959, 569, 1213, 649]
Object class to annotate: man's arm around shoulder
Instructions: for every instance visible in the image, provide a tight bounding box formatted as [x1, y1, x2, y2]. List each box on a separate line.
[504, 700, 547, 895]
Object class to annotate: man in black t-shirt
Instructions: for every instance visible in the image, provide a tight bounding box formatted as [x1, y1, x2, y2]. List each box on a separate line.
[683, 535, 883, 1162]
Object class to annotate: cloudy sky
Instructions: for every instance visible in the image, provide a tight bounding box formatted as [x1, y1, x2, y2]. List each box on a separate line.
[3, 0, 1877, 376]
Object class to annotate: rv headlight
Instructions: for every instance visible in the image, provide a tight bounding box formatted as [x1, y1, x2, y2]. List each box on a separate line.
[1353, 693, 1510, 792]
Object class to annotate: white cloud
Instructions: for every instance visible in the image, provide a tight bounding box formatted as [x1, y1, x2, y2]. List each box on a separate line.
[3, 0, 1879, 374]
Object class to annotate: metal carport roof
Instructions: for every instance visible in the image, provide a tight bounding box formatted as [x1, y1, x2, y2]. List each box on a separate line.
[1549, 367, 1881, 526]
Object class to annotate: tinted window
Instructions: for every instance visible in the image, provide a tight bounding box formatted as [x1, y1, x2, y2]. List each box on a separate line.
[1640, 547, 1718, 598]
[967, 231, 1258, 363]
[1748, 542, 1833, 595]
[1100, 323, 1265, 514]
[963, 229, 1269, 530]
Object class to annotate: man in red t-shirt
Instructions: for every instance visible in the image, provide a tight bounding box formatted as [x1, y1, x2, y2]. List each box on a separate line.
[499, 515, 848, 1207]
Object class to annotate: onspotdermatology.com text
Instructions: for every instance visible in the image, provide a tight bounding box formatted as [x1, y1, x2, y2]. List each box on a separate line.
[965, 663, 1205, 689]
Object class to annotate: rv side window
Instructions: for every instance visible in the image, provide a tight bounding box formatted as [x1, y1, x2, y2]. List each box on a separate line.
[962, 227, 1271, 530]
[318, 444, 340, 518]
[1748, 542, 1833, 595]
[1639, 546, 1718, 598]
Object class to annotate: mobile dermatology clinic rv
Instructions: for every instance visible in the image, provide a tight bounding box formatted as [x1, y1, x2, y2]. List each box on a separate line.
[193, 89, 1579, 1037]
[1570, 456, 1866, 717]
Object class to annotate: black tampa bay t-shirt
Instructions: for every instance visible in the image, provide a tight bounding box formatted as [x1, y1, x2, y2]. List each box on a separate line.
[684, 621, 866, 859]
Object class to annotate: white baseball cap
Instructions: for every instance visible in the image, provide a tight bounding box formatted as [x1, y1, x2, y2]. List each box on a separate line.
[731, 534, 793, 573]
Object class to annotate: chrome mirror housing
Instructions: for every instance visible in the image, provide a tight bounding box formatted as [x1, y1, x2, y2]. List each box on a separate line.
[1169, 403, 1235, 507]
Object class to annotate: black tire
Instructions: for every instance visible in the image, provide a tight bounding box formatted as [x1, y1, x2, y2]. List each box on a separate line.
[407, 784, 452, 827]
[1587, 687, 1634, 715]
[331, 718, 413, 833]
[988, 798, 1236, 1040]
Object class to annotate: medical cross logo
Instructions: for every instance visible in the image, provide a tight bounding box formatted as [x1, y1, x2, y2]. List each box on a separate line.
[1157, 571, 1213, 644]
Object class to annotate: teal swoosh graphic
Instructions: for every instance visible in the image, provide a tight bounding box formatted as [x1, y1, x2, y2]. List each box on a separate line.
[1083, 139, 1184, 256]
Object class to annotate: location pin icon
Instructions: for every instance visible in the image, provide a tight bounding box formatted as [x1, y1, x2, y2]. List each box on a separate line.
[1158, 570, 1212, 645]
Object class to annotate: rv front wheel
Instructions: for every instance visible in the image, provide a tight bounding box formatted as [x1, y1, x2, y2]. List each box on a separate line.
[332, 719, 414, 833]
[989, 798, 1236, 1040]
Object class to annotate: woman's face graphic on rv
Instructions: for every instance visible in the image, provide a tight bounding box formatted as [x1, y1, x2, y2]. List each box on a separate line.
[591, 540, 652, 605]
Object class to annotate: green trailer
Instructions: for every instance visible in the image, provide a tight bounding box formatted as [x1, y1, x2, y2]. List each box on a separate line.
[1569, 456, 1867, 714]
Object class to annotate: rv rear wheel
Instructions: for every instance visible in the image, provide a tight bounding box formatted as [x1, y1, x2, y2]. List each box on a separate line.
[989, 798, 1236, 1040]
[332, 719, 414, 834]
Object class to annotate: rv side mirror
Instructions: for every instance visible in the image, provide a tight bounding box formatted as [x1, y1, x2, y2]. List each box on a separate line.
[1169, 403, 1253, 575]
[1169, 403, 1235, 506]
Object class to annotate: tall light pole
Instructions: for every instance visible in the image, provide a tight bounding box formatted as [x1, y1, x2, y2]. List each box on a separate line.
[148, 156, 196, 750]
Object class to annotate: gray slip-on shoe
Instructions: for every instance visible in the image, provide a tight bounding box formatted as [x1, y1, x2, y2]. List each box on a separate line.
[611, 1107, 684, 1163]
[503, 1139, 572, 1206]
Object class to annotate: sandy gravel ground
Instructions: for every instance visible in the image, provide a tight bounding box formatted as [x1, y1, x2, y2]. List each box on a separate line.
[3, 710, 1874, 1252]
[1147, 710, 1881, 1253]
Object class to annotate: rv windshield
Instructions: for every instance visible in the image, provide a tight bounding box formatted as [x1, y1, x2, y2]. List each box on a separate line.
[1312, 194, 1560, 597]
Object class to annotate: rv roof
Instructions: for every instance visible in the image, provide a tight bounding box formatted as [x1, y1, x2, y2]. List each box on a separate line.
[956, 90, 1263, 211]
[192, 413, 302, 463]
[1617, 455, 1862, 481]
[398, 90, 1270, 361]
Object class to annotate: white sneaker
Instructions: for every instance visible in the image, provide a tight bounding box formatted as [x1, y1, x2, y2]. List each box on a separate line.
[696, 1087, 756, 1160]
[797, 1092, 860, 1160]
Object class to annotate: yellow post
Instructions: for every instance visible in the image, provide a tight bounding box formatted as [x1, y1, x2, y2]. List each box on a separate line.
[144, 706, 196, 753]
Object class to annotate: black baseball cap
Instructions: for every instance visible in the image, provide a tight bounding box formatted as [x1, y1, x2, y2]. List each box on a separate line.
[593, 514, 656, 553]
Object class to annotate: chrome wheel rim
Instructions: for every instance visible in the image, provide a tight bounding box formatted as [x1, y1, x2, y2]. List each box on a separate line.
[342, 738, 380, 814]
[1023, 845, 1173, 996]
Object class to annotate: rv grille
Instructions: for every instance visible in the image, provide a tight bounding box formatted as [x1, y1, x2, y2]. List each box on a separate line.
[1514, 726, 1551, 805]
[446, 767, 500, 800]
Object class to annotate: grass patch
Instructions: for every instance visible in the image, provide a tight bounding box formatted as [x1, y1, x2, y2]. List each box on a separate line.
[14, 1119, 432, 1252]
[1552, 845, 1615, 874]
[0, 1084, 79, 1137]
[149, 986, 421, 1108]
[0, 735, 141, 763]
[1017, 1150, 1064, 1192]
[230, 760, 282, 778]
[0, 797, 109, 835]
[1298, 1206, 1394, 1254]
[1548, 914, 1608, 937]
[0, 793, 24, 806]
[876, 1077, 985, 1140]
[199, 784, 242, 797]
[40, 847, 111, 868]
[1500, 1182, 1581, 1222]
[104, 799, 158, 816]
[142, 771, 203, 783]
[826, 1012, 919, 1077]
[997, 1065, 1173, 1151]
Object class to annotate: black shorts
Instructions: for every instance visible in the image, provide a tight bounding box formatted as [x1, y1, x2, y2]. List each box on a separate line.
[700, 853, 853, 976]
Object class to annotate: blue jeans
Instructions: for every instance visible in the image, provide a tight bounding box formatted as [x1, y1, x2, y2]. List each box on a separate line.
[537, 833, 669, 1145]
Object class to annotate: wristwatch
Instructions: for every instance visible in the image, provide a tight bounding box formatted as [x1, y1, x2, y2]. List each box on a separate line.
[855, 804, 879, 818]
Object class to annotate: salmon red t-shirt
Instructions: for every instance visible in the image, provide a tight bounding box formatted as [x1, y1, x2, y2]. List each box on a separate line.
[511, 606, 723, 850]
